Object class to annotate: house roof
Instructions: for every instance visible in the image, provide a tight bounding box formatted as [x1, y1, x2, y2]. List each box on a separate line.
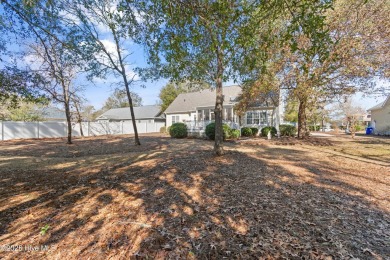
[165, 85, 242, 114]
[368, 96, 390, 111]
[97, 105, 163, 120]
[41, 107, 67, 120]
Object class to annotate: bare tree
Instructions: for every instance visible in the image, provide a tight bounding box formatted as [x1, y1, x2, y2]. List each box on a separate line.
[336, 99, 366, 138]
[62, 0, 142, 145]
[28, 38, 80, 144]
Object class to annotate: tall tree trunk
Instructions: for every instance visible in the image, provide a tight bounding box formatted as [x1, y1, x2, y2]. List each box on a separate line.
[297, 98, 308, 139]
[62, 82, 72, 144]
[214, 77, 224, 156]
[214, 48, 224, 156]
[274, 105, 280, 137]
[65, 103, 72, 144]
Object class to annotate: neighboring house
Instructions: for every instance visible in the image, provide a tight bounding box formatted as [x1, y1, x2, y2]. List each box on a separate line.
[362, 113, 371, 127]
[41, 107, 67, 121]
[368, 96, 390, 135]
[164, 85, 281, 131]
[96, 105, 165, 124]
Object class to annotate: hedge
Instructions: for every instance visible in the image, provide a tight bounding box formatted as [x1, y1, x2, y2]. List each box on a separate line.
[230, 129, 241, 139]
[169, 123, 187, 138]
[160, 126, 167, 133]
[261, 126, 277, 137]
[279, 124, 296, 136]
[205, 122, 231, 140]
[241, 127, 252, 137]
[250, 127, 259, 136]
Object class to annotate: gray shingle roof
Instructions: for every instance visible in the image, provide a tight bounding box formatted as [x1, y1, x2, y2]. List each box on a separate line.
[165, 85, 242, 114]
[41, 107, 67, 120]
[97, 105, 162, 120]
[368, 96, 389, 111]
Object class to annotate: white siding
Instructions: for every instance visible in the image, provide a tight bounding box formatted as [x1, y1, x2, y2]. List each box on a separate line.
[166, 113, 194, 127]
[371, 103, 390, 134]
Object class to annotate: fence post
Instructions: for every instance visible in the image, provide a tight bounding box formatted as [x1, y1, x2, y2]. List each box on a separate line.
[1, 121, 4, 141]
[37, 121, 40, 139]
[146, 122, 148, 133]
[122, 121, 124, 134]
[88, 121, 90, 136]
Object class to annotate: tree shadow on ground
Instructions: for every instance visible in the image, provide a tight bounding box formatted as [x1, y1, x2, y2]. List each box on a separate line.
[0, 134, 171, 158]
[0, 137, 389, 259]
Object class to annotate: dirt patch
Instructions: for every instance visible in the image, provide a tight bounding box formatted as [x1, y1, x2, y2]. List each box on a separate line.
[0, 134, 389, 259]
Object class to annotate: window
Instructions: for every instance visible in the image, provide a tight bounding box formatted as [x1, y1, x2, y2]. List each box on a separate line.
[204, 109, 210, 120]
[172, 115, 180, 124]
[246, 111, 268, 125]
[227, 108, 233, 121]
[246, 112, 253, 125]
[260, 112, 267, 125]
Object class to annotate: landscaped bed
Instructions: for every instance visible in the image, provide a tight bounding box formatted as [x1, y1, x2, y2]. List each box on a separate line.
[0, 134, 389, 259]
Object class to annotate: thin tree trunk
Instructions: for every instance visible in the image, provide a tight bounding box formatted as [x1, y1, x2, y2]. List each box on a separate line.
[74, 102, 84, 137]
[111, 28, 140, 146]
[79, 120, 84, 137]
[297, 98, 308, 139]
[124, 81, 141, 145]
[214, 48, 224, 156]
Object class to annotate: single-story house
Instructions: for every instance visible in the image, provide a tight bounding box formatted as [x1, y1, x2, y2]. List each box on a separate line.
[96, 105, 165, 124]
[368, 96, 390, 135]
[164, 85, 281, 130]
[41, 107, 67, 121]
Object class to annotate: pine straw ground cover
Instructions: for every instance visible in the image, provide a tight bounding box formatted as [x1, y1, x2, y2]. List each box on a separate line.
[0, 134, 389, 259]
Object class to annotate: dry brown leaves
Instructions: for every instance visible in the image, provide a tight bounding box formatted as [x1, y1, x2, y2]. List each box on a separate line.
[0, 134, 389, 259]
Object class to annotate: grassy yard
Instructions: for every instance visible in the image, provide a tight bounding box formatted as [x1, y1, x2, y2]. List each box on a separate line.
[0, 134, 389, 259]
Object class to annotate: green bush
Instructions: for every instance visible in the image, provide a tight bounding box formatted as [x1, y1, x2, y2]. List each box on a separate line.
[241, 127, 253, 137]
[261, 126, 277, 137]
[355, 124, 364, 131]
[160, 126, 167, 133]
[205, 122, 231, 140]
[169, 123, 187, 138]
[308, 125, 320, 131]
[250, 127, 259, 136]
[279, 124, 296, 136]
[230, 129, 241, 139]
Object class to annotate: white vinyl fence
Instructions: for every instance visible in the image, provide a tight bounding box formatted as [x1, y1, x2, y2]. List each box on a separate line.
[0, 121, 165, 141]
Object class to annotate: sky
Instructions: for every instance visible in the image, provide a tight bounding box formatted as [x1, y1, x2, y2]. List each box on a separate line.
[1, 3, 388, 113]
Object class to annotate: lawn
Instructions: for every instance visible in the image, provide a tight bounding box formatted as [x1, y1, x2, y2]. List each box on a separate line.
[0, 134, 389, 259]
